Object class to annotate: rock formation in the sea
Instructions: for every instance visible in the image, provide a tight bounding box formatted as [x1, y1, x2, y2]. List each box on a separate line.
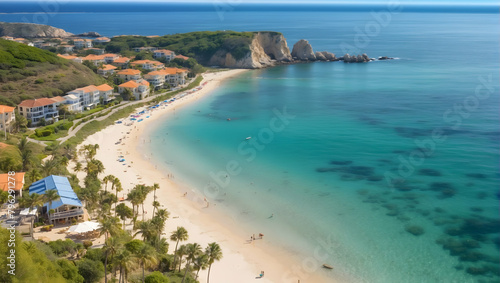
[0, 22, 73, 38]
[291, 39, 316, 61]
[208, 32, 292, 69]
[76, 31, 101, 37]
[315, 51, 337, 61]
[342, 53, 371, 63]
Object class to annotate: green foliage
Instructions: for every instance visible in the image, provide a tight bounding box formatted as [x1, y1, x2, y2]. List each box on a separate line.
[47, 239, 79, 256]
[76, 258, 104, 283]
[108, 31, 256, 64]
[0, 143, 22, 173]
[84, 248, 104, 263]
[56, 259, 85, 283]
[0, 39, 105, 104]
[125, 239, 144, 254]
[0, 228, 67, 283]
[145, 271, 170, 283]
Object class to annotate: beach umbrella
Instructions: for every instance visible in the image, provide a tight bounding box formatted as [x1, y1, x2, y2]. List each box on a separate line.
[68, 221, 101, 234]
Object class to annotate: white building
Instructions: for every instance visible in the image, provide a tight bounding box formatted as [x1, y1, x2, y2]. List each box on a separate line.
[117, 69, 142, 81]
[118, 80, 150, 100]
[153, 49, 175, 61]
[0, 105, 15, 133]
[18, 98, 59, 125]
[74, 38, 93, 49]
[64, 85, 101, 112]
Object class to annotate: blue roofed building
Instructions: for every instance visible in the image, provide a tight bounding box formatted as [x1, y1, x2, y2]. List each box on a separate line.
[29, 175, 85, 224]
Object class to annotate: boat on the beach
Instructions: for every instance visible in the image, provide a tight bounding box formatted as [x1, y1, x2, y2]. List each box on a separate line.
[322, 264, 334, 270]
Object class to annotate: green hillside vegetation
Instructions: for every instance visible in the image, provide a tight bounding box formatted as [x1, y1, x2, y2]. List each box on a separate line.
[106, 31, 257, 64]
[0, 39, 105, 106]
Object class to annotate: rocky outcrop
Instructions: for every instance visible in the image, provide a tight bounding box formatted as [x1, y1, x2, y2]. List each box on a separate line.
[76, 31, 101, 37]
[0, 22, 73, 38]
[315, 51, 337, 61]
[208, 32, 292, 69]
[342, 53, 371, 63]
[291, 39, 316, 61]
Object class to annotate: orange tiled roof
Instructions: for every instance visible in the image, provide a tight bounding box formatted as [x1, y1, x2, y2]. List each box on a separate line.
[50, 96, 66, 103]
[145, 70, 165, 76]
[18, 98, 57, 108]
[113, 57, 131, 64]
[139, 80, 150, 86]
[155, 49, 174, 55]
[0, 172, 25, 192]
[96, 84, 113, 92]
[119, 80, 139, 88]
[0, 105, 15, 114]
[131, 60, 164, 66]
[58, 54, 78, 60]
[117, 69, 141, 75]
[103, 53, 120, 58]
[99, 64, 117, 71]
[175, 55, 189, 60]
[82, 54, 106, 61]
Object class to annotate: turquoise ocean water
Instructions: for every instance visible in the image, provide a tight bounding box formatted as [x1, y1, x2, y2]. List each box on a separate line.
[2, 4, 499, 282]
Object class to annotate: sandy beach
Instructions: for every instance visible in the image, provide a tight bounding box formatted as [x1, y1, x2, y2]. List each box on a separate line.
[73, 69, 332, 283]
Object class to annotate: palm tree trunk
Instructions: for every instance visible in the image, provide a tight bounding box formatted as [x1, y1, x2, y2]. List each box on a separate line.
[207, 264, 212, 283]
[172, 241, 179, 271]
[178, 256, 183, 272]
[141, 203, 145, 220]
[119, 266, 122, 283]
[196, 268, 201, 280]
[142, 262, 145, 283]
[114, 190, 118, 217]
[181, 262, 190, 283]
[104, 251, 108, 283]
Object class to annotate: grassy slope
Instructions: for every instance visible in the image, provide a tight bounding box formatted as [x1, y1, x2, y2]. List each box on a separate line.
[107, 31, 259, 64]
[0, 39, 106, 106]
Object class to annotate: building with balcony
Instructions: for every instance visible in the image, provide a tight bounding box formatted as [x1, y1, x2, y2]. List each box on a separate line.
[118, 79, 150, 100]
[0, 105, 15, 133]
[117, 69, 142, 81]
[64, 85, 101, 112]
[153, 49, 175, 61]
[29, 175, 84, 225]
[18, 98, 59, 126]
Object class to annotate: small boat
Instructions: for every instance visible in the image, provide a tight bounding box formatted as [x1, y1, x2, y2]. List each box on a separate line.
[227, 118, 231, 121]
[245, 137, 252, 140]
[322, 264, 334, 270]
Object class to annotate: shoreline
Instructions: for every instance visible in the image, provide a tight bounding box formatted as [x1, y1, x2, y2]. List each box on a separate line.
[75, 69, 334, 283]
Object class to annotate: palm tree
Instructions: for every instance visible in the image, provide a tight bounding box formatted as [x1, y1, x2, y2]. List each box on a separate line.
[20, 149, 33, 171]
[85, 159, 105, 178]
[27, 168, 42, 184]
[152, 200, 160, 218]
[193, 253, 209, 280]
[115, 203, 133, 230]
[170, 226, 189, 271]
[182, 243, 203, 283]
[113, 178, 123, 216]
[99, 216, 121, 241]
[176, 244, 188, 272]
[114, 250, 135, 283]
[135, 244, 158, 283]
[41, 158, 60, 177]
[73, 162, 82, 173]
[42, 189, 60, 222]
[103, 175, 116, 193]
[104, 236, 122, 283]
[127, 189, 142, 226]
[152, 183, 159, 200]
[134, 220, 156, 242]
[205, 242, 223, 283]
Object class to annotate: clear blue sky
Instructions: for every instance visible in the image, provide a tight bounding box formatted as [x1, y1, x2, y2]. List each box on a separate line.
[5, 0, 499, 4]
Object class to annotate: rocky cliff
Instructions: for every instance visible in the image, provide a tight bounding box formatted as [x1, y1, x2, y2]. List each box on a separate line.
[291, 39, 316, 61]
[0, 22, 73, 38]
[208, 32, 292, 69]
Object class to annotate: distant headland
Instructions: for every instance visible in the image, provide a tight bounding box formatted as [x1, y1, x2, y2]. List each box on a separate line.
[0, 21, 394, 69]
